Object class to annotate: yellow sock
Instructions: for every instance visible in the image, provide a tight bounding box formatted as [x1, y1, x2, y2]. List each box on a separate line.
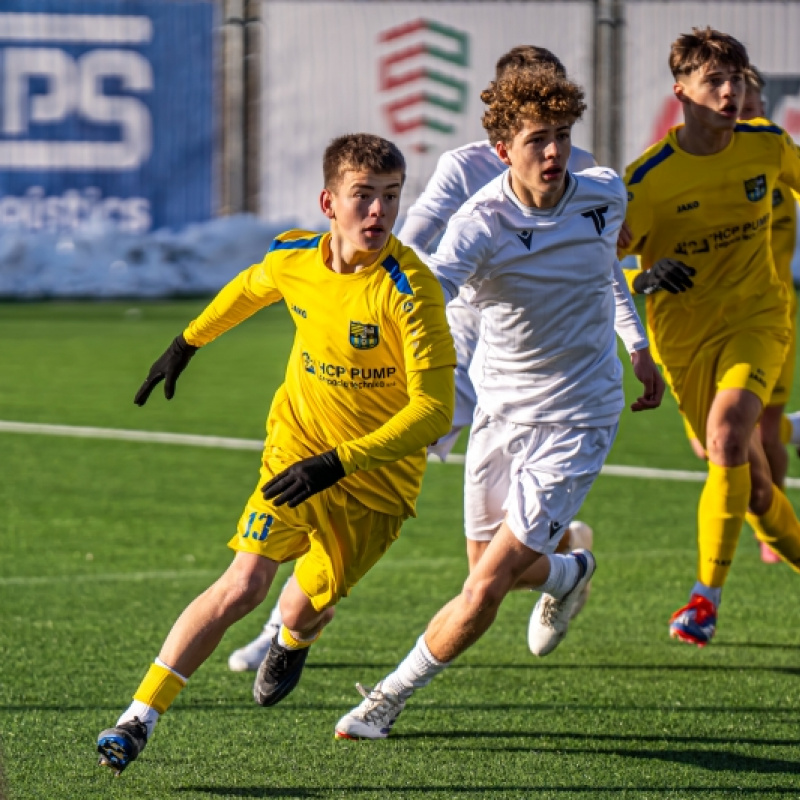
[779, 413, 793, 445]
[133, 662, 187, 714]
[279, 624, 320, 650]
[697, 462, 750, 587]
[746, 488, 800, 573]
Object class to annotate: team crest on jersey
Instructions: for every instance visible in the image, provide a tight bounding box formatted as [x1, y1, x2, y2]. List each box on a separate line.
[773, 187, 785, 208]
[744, 174, 767, 202]
[349, 322, 379, 350]
[517, 230, 533, 250]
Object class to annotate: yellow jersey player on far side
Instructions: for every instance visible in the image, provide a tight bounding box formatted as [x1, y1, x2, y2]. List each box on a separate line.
[622, 27, 800, 647]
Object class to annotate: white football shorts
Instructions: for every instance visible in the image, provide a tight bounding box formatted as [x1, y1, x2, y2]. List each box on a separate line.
[464, 407, 618, 553]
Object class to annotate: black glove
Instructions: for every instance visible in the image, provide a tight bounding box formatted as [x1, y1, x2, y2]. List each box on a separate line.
[134, 334, 199, 406]
[261, 450, 346, 508]
[632, 258, 696, 295]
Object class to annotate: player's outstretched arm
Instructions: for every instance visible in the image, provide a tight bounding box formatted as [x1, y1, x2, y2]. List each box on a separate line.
[134, 334, 199, 406]
[632, 258, 695, 295]
[629, 347, 664, 412]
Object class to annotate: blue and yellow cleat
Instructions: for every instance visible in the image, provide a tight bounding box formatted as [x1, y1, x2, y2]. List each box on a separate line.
[97, 717, 148, 776]
[669, 593, 717, 647]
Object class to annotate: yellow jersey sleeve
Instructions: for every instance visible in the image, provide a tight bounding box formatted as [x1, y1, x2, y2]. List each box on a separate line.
[183, 253, 283, 346]
[336, 365, 454, 473]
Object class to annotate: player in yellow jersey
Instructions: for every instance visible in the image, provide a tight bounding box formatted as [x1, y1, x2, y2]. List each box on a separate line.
[622, 28, 800, 646]
[95, 133, 456, 776]
[680, 66, 799, 564]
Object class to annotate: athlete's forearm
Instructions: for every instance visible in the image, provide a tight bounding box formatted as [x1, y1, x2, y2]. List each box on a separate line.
[612, 259, 648, 351]
[336, 366, 455, 473]
[184, 263, 278, 347]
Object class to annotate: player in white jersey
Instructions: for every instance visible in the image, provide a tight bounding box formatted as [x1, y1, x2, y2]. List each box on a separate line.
[228, 45, 596, 673]
[335, 64, 663, 740]
[408, 137, 597, 460]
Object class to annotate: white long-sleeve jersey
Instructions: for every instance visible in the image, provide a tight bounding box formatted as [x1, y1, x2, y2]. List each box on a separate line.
[398, 139, 597, 252]
[429, 168, 648, 426]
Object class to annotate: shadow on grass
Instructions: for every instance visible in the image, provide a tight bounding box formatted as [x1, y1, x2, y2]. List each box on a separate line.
[396, 730, 800, 748]
[178, 784, 800, 797]
[712, 641, 800, 651]
[4, 701, 799, 716]
[464, 745, 800, 776]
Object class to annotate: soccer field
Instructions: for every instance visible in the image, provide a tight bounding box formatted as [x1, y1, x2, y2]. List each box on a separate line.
[1, 300, 799, 800]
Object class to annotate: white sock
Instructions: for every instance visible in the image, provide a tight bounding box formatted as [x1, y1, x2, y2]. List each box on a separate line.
[789, 411, 800, 446]
[265, 602, 283, 631]
[534, 553, 581, 598]
[117, 700, 160, 739]
[381, 635, 450, 699]
[691, 582, 722, 608]
[265, 576, 292, 630]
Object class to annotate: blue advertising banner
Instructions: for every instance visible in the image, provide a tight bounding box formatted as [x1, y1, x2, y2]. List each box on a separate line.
[0, 0, 215, 233]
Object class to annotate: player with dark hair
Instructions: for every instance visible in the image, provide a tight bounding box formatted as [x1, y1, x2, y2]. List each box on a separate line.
[622, 28, 800, 645]
[227, 45, 601, 672]
[95, 132, 456, 775]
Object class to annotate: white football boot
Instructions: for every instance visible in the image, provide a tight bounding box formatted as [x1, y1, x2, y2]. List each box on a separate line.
[528, 548, 596, 657]
[564, 520, 594, 619]
[334, 681, 407, 740]
[228, 620, 281, 672]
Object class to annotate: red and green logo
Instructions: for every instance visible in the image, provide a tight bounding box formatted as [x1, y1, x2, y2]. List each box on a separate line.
[378, 19, 469, 153]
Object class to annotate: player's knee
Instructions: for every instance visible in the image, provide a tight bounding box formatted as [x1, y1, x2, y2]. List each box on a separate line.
[706, 422, 749, 465]
[461, 577, 506, 616]
[215, 566, 271, 615]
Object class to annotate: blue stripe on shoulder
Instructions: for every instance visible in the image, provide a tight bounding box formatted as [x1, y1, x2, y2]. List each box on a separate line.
[734, 122, 783, 135]
[381, 255, 414, 296]
[628, 144, 675, 186]
[268, 234, 323, 252]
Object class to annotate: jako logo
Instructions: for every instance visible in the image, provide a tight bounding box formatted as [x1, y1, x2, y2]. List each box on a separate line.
[0, 12, 153, 170]
[377, 19, 469, 153]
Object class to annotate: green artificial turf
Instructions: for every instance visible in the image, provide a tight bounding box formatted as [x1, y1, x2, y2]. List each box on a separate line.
[1, 301, 799, 799]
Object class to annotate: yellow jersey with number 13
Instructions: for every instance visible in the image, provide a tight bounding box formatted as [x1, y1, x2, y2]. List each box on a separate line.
[184, 230, 456, 518]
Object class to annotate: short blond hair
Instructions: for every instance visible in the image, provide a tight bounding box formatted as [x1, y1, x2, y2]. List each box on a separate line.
[743, 65, 765, 92]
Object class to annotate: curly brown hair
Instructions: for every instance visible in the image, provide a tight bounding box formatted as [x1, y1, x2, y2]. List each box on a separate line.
[481, 70, 586, 145]
[323, 133, 405, 191]
[669, 27, 749, 79]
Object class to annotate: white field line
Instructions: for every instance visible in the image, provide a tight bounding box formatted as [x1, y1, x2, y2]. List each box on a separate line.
[0, 553, 691, 588]
[2, 418, 800, 490]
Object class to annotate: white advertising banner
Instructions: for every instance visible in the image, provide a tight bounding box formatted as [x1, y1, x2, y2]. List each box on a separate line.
[624, 2, 800, 168]
[262, 1, 594, 228]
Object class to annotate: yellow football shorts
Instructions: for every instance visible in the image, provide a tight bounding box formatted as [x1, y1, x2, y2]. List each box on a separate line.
[663, 325, 788, 448]
[228, 453, 404, 612]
